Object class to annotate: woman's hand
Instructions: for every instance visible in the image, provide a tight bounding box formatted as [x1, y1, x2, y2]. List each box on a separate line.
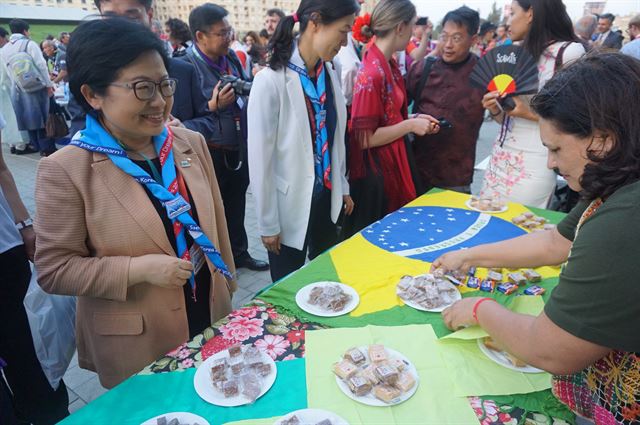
[442, 297, 487, 330]
[430, 249, 473, 274]
[343, 195, 355, 216]
[482, 90, 502, 116]
[506, 96, 538, 121]
[128, 254, 193, 288]
[209, 81, 236, 112]
[262, 234, 281, 255]
[409, 115, 440, 136]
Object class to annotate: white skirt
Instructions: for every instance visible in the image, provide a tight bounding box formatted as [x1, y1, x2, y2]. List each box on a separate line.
[481, 116, 556, 209]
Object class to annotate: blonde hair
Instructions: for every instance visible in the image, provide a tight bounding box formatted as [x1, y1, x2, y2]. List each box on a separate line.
[361, 0, 416, 40]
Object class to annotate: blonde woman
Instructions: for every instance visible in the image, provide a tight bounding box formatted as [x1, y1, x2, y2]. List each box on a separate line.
[344, 0, 440, 236]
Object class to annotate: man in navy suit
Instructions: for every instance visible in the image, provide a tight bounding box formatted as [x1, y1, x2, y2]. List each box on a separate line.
[67, 0, 215, 142]
[594, 13, 623, 50]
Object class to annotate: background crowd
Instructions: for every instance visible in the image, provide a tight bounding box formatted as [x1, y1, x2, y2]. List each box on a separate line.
[1, 0, 639, 424]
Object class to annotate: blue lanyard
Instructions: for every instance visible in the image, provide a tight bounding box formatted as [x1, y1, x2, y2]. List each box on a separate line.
[287, 61, 332, 189]
[71, 115, 232, 298]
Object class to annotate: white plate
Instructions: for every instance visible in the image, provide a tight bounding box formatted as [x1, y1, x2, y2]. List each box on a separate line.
[295, 282, 360, 317]
[396, 275, 462, 313]
[477, 339, 544, 374]
[140, 412, 210, 425]
[275, 408, 349, 425]
[335, 346, 419, 407]
[465, 199, 508, 214]
[193, 345, 277, 407]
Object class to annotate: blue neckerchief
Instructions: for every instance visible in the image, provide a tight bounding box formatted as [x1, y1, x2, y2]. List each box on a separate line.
[71, 115, 232, 299]
[287, 60, 332, 190]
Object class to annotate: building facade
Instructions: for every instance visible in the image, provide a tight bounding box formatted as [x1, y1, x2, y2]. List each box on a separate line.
[5, 0, 97, 12]
[154, 0, 377, 36]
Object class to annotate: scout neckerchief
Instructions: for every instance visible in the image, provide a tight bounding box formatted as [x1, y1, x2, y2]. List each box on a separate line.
[287, 56, 332, 190]
[71, 115, 232, 299]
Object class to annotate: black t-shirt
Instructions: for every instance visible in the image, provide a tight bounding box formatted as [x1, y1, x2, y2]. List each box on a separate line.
[133, 158, 211, 338]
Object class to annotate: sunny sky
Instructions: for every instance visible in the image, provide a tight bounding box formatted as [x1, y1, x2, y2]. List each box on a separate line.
[414, 0, 640, 24]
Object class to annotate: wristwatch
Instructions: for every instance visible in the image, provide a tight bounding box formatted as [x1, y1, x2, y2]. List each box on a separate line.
[15, 218, 33, 230]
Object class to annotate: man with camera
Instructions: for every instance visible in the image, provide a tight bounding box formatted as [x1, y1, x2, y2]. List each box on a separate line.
[184, 3, 268, 272]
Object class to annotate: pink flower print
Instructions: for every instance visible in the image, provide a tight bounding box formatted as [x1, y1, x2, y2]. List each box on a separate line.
[166, 343, 187, 358]
[219, 317, 264, 342]
[229, 305, 260, 319]
[254, 335, 291, 360]
[178, 348, 191, 360]
[179, 358, 194, 369]
[201, 335, 236, 360]
[282, 354, 296, 361]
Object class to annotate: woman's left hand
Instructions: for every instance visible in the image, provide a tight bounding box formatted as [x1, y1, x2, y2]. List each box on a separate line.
[442, 297, 486, 330]
[506, 96, 538, 121]
[343, 195, 355, 216]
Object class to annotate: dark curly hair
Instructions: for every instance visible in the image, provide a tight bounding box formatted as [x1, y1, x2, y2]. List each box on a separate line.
[165, 18, 192, 44]
[531, 53, 640, 201]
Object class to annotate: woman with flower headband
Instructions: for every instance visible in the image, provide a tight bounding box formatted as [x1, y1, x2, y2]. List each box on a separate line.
[248, 0, 359, 282]
[344, 0, 441, 237]
[435, 53, 640, 424]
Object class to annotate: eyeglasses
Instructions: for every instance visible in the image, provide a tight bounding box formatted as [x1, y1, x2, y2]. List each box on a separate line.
[206, 29, 233, 39]
[438, 33, 466, 44]
[109, 78, 178, 101]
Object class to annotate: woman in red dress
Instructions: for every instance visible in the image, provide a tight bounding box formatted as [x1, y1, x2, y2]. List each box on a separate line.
[345, 0, 440, 236]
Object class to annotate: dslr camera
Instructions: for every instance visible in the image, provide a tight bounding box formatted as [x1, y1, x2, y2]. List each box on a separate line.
[220, 74, 252, 96]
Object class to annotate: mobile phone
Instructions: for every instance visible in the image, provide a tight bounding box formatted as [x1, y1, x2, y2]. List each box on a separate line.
[437, 117, 453, 129]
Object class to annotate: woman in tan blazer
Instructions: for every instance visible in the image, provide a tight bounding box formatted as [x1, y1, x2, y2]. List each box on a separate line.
[34, 19, 236, 388]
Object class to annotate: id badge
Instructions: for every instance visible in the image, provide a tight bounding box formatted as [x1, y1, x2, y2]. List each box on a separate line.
[190, 244, 206, 275]
[164, 195, 191, 220]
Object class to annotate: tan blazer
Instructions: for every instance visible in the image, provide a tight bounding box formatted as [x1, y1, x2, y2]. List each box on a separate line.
[34, 127, 237, 388]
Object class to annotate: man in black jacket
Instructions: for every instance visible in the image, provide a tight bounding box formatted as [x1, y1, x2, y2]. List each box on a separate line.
[183, 3, 268, 271]
[67, 0, 216, 143]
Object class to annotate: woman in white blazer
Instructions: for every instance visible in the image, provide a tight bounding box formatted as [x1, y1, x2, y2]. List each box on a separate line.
[248, 0, 360, 282]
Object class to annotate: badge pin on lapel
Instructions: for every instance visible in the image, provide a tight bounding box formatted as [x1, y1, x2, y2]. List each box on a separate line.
[180, 158, 192, 168]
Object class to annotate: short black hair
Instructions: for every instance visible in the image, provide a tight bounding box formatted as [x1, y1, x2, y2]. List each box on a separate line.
[67, 18, 169, 112]
[442, 6, 480, 36]
[189, 3, 228, 39]
[0, 27, 8, 38]
[479, 21, 497, 36]
[165, 18, 191, 43]
[9, 19, 29, 35]
[266, 8, 285, 19]
[531, 53, 640, 201]
[93, 0, 153, 11]
[599, 13, 615, 23]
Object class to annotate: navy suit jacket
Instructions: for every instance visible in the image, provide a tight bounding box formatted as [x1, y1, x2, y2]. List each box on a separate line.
[168, 58, 216, 141]
[67, 58, 215, 141]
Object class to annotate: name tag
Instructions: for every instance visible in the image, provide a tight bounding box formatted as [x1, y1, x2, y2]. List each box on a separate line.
[164, 195, 191, 220]
[190, 244, 206, 275]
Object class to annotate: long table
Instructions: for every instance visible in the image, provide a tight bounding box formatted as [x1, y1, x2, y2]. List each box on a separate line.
[60, 190, 576, 425]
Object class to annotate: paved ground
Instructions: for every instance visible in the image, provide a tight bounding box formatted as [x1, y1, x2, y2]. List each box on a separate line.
[4, 119, 498, 414]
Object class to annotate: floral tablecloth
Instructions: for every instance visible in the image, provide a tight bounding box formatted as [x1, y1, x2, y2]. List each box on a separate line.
[141, 300, 573, 425]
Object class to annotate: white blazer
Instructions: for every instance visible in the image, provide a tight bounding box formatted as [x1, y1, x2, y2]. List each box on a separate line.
[247, 48, 349, 251]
